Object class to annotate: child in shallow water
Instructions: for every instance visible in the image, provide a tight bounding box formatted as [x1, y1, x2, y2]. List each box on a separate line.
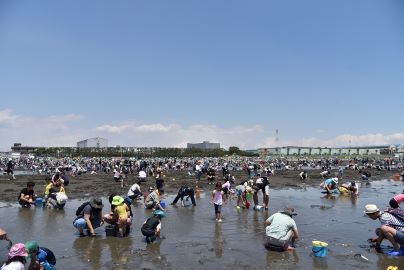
[211, 182, 225, 222]
[112, 196, 130, 237]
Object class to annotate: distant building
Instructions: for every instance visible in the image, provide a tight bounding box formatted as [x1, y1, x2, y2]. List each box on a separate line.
[259, 145, 391, 157]
[77, 137, 108, 148]
[187, 141, 220, 150]
[11, 143, 39, 154]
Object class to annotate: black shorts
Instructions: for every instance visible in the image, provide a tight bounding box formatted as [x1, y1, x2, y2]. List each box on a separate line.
[253, 184, 265, 194]
[214, 204, 222, 214]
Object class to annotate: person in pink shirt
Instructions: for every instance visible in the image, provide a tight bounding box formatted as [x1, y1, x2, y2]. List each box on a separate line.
[389, 190, 404, 208]
[211, 182, 226, 222]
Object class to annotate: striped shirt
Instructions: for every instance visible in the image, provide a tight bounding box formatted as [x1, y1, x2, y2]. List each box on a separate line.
[380, 212, 404, 231]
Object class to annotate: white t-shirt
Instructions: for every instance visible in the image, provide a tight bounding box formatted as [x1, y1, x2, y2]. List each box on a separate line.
[138, 171, 146, 178]
[128, 184, 141, 196]
[1, 261, 25, 270]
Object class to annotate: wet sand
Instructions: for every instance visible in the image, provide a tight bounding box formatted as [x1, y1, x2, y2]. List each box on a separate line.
[0, 168, 397, 202]
[1, 180, 404, 270]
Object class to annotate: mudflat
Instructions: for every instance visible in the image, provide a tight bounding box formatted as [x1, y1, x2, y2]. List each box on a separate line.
[0, 168, 397, 202]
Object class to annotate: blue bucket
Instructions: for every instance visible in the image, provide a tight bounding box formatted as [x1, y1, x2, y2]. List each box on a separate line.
[159, 201, 166, 209]
[34, 198, 43, 207]
[312, 241, 328, 257]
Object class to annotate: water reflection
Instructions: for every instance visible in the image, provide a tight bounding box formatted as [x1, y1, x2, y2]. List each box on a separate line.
[213, 223, 224, 258]
[104, 237, 133, 267]
[72, 236, 103, 270]
[266, 249, 299, 269]
[312, 257, 328, 270]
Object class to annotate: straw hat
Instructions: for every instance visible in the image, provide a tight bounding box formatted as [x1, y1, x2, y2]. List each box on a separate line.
[364, 204, 379, 214]
[0, 228, 7, 239]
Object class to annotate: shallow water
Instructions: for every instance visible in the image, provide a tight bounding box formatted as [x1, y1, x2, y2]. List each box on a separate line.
[1, 180, 404, 269]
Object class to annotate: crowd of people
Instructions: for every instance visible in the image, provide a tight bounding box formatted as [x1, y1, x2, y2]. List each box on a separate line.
[1, 154, 404, 268]
[2, 155, 404, 182]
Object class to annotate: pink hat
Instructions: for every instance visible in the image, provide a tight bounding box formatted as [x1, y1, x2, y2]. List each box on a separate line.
[8, 243, 28, 259]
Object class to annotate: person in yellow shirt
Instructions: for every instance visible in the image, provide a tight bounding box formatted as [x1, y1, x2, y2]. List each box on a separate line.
[44, 177, 53, 198]
[112, 196, 131, 237]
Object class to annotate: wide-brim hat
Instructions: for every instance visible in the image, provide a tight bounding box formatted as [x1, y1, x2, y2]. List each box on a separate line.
[279, 206, 297, 217]
[111, 196, 124, 206]
[0, 228, 7, 238]
[8, 243, 28, 259]
[90, 198, 104, 209]
[364, 204, 379, 214]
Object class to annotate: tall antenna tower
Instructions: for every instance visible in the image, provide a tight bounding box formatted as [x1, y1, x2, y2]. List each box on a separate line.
[275, 129, 279, 145]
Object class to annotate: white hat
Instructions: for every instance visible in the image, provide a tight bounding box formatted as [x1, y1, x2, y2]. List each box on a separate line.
[364, 204, 379, 214]
[332, 177, 339, 184]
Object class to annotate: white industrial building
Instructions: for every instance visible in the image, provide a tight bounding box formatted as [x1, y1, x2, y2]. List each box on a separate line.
[77, 137, 108, 148]
[259, 145, 390, 157]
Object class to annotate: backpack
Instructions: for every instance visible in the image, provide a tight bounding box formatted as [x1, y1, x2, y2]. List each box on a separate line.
[75, 202, 90, 216]
[386, 208, 404, 221]
[39, 247, 57, 266]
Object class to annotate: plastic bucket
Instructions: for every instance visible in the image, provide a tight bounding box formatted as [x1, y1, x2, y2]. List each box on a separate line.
[159, 201, 166, 209]
[34, 198, 43, 207]
[312, 241, 328, 257]
[105, 225, 117, 237]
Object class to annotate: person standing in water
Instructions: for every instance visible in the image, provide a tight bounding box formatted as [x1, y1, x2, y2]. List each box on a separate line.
[211, 182, 226, 222]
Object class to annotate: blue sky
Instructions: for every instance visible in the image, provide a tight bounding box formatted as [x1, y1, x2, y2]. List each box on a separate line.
[0, 0, 403, 150]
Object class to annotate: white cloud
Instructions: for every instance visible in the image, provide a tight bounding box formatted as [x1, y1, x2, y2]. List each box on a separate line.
[95, 124, 132, 134]
[95, 123, 179, 134]
[95, 122, 265, 149]
[0, 109, 18, 125]
[0, 110, 87, 150]
[45, 114, 84, 122]
[2, 109, 404, 151]
[136, 123, 178, 133]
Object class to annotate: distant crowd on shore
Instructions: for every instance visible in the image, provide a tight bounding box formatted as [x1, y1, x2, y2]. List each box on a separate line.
[1, 155, 403, 181]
